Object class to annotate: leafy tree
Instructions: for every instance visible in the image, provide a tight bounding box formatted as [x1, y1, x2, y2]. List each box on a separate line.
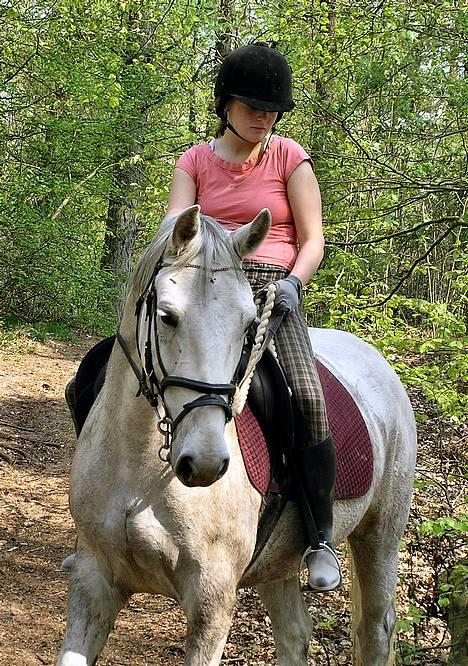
[1, 0, 466, 420]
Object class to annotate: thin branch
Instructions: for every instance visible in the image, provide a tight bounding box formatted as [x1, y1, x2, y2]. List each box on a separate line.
[0, 419, 35, 433]
[307, 94, 468, 193]
[0, 426, 63, 448]
[362, 221, 466, 308]
[0, 442, 29, 457]
[2, 33, 39, 86]
[327, 216, 463, 247]
[51, 161, 117, 221]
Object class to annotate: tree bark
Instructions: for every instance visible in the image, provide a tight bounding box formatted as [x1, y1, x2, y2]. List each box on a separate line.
[446, 560, 468, 666]
[102, 18, 155, 319]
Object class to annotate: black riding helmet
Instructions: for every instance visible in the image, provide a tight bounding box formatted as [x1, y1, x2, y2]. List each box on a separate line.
[214, 43, 295, 123]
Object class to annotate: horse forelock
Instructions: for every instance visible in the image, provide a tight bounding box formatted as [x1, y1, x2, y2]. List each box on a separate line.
[131, 214, 241, 295]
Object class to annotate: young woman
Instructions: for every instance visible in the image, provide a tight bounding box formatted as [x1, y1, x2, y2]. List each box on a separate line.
[165, 43, 342, 592]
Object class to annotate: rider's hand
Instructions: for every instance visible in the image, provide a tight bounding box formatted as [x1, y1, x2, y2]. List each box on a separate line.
[273, 275, 303, 315]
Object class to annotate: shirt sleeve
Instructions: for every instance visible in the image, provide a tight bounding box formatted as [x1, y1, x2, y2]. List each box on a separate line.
[176, 146, 198, 180]
[280, 138, 313, 182]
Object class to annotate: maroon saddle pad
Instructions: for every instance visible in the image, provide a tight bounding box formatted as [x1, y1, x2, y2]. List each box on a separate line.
[235, 359, 373, 499]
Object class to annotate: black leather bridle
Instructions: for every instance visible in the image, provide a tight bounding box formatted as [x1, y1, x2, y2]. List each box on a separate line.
[117, 259, 247, 462]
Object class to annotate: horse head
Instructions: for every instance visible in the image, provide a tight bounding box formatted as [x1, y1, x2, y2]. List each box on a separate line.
[134, 205, 271, 487]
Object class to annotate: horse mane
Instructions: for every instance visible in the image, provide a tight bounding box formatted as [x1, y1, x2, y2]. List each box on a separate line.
[131, 213, 241, 295]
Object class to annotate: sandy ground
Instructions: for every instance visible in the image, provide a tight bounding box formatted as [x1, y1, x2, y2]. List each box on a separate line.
[0, 336, 457, 665]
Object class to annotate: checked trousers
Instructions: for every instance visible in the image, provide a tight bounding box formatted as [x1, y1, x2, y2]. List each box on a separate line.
[242, 262, 329, 444]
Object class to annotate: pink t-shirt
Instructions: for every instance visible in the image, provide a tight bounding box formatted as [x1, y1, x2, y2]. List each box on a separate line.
[176, 135, 311, 270]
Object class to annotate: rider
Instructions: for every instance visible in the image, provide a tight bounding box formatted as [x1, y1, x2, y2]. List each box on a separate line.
[165, 43, 342, 592]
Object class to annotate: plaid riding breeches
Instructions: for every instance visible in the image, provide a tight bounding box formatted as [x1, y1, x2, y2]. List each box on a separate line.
[242, 262, 329, 444]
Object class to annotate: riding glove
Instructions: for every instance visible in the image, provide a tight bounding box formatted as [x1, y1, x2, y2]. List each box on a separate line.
[274, 275, 303, 315]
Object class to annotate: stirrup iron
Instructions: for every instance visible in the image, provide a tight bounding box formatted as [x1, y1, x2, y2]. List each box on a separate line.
[300, 542, 342, 593]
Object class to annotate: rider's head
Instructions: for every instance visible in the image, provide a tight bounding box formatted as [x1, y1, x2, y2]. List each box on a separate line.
[214, 43, 295, 139]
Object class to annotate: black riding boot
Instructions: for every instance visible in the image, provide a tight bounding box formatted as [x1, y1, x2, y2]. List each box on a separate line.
[293, 432, 342, 592]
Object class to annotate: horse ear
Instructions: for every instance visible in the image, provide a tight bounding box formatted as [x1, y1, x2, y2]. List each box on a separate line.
[171, 205, 201, 253]
[231, 209, 272, 258]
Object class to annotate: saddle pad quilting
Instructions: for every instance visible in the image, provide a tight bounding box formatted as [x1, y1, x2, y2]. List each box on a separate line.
[235, 362, 373, 500]
[234, 404, 271, 496]
[316, 360, 373, 499]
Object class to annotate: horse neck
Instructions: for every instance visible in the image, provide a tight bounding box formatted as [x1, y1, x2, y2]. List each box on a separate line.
[106, 287, 155, 421]
[119, 286, 140, 345]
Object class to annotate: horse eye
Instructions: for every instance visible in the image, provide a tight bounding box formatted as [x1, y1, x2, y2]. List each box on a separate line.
[159, 311, 178, 327]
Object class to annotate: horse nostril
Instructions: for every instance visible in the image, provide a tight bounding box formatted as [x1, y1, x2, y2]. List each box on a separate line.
[217, 457, 230, 480]
[176, 456, 194, 483]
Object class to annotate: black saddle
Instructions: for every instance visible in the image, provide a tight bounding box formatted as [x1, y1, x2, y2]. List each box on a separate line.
[68, 336, 115, 435]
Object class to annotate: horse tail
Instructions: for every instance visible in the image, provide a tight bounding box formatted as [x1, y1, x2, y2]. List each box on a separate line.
[349, 543, 396, 666]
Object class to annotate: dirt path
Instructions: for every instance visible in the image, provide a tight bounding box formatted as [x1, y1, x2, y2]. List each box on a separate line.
[0, 337, 455, 664]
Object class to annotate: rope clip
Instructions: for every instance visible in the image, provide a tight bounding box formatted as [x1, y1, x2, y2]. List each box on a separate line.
[157, 416, 173, 463]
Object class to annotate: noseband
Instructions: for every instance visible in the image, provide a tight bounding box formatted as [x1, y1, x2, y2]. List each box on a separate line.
[117, 260, 245, 463]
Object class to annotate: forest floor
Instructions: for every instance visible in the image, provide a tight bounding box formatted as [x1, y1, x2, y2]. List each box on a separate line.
[0, 335, 465, 665]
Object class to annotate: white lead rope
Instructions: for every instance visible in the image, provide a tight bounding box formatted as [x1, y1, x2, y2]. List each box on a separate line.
[232, 282, 277, 416]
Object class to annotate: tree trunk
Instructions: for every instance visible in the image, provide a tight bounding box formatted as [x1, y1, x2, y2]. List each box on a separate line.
[102, 18, 155, 319]
[103, 159, 143, 316]
[446, 561, 468, 665]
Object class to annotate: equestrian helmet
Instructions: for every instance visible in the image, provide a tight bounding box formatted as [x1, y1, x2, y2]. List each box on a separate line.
[214, 43, 295, 118]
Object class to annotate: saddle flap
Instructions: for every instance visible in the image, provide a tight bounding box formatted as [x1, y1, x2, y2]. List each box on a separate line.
[73, 335, 116, 434]
[236, 354, 374, 501]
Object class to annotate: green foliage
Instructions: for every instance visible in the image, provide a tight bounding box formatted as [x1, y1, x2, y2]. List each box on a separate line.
[438, 561, 468, 609]
[397, 603, 425, 634]
[1, 319, 77, 343]
[1, 0, 466, 361]
[305, 285, 467, 420]
[419, 516, 468, 539]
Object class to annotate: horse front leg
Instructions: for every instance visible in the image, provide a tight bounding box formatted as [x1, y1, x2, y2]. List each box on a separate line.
[180, 568, 238, 666]
[257, 576, 312, 665]
[57, 551, 128, 666]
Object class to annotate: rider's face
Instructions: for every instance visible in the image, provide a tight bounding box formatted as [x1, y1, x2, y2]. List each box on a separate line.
[226, 99, 278, 143]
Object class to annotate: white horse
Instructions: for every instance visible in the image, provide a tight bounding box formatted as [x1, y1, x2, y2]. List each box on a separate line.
[57, 206, 417, 666]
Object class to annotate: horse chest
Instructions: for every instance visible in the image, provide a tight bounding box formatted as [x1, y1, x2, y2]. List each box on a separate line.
[123, 502, 181, 595]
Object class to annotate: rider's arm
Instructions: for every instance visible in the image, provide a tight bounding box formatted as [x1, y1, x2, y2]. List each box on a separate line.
[165, 168, 197, 220]
[286, 161, 325, 286]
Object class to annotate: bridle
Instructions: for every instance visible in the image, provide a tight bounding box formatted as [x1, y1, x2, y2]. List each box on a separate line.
[117, 259, 249, 463]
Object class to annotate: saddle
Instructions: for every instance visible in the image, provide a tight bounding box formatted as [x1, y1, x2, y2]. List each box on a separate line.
[68, 336, 115, 436]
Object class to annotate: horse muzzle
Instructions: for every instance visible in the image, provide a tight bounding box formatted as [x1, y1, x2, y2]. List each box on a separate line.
[173, 435, 230, 487]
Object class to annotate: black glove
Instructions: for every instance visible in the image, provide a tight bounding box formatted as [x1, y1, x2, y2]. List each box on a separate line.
[273, 275, 303, 315]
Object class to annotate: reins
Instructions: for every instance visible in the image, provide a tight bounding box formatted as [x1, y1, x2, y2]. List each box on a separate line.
[232, 283, 281, 414]
[117, 259, 279, 464]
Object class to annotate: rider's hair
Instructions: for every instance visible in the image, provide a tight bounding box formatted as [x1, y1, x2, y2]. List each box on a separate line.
[214, 96, 228, 137]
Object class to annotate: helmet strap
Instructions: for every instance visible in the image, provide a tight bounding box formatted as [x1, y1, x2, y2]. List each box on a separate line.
[226, 120, 258, 145]
[223, 122, 275, 164]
